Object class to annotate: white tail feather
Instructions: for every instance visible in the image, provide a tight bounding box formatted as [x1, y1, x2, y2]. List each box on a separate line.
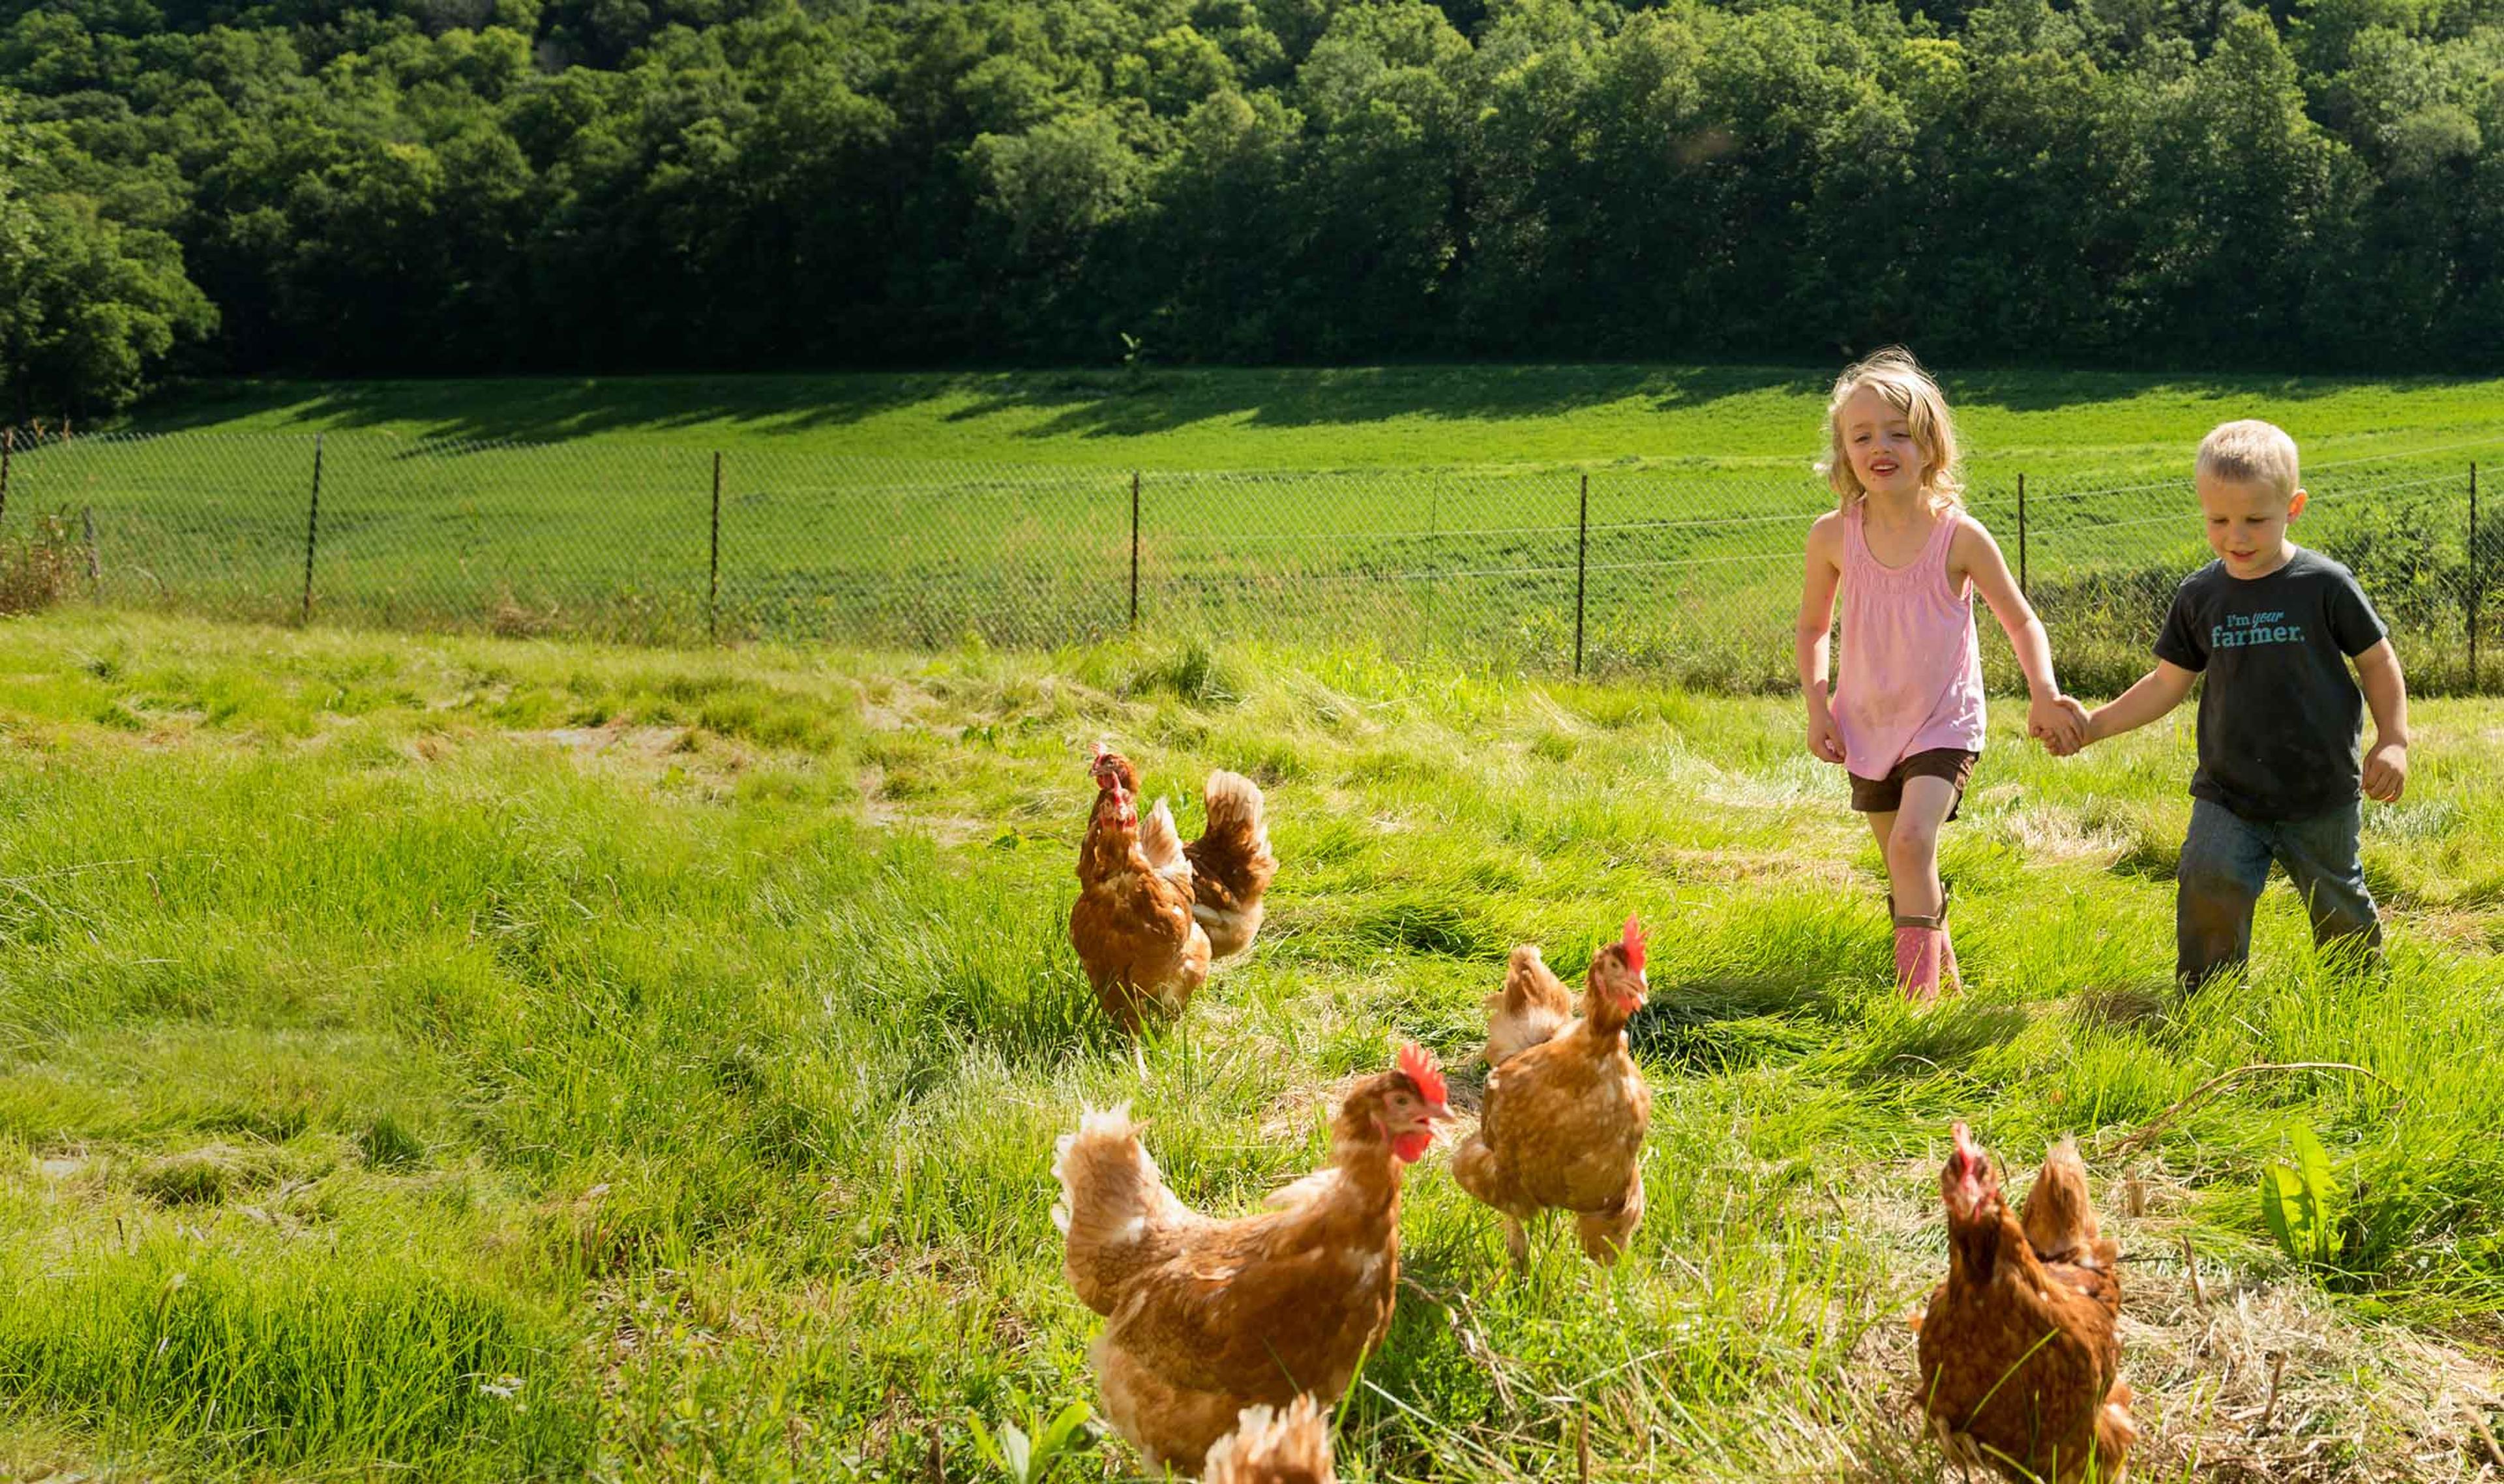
[1204, 1394, 1335, 1483]
[1140, 798, 1194, 893]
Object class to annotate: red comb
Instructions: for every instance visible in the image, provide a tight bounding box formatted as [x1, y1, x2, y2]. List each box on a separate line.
[1620, 915, 1648, 974]
[1397, 1043, 1447, 1106]
[1092, 741, 1109, 762]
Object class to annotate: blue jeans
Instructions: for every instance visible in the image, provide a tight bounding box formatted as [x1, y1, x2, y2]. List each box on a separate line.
[2177, 798, 2380, 989]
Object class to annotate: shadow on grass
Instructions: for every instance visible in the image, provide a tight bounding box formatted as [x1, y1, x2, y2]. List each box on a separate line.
[938, 363, 1826, 440]
[126, 363, 2471, 449]
[1939, 366, 2417, 413]
[134, 366, 1825, 445]
[1631, 975, 1836, 1074]
[1849, 998, 2038, 1085]
[131, 374, 944, 442]
[933, 363, 2427, 441]
[2068, 984, 2173, 1029]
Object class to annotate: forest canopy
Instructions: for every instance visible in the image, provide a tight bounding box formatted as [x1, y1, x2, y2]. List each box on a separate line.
[2, 0, 2501, 408]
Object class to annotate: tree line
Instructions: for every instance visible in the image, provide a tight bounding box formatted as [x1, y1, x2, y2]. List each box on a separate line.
[1, 0, 2501, 411]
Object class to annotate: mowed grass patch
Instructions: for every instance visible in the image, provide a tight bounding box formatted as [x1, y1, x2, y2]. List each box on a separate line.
[0, 610, 2497, 1480]
[136, 365, 2504, 482]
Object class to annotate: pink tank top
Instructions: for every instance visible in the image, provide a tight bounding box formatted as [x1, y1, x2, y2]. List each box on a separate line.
[1832, 504, 1986, 780]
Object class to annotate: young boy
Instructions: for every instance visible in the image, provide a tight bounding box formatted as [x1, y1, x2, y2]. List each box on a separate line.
[2059, 420, 2410, 988]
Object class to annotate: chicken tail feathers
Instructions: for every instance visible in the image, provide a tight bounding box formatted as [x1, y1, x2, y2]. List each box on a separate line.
[1052, 1105, 1190, 1313]
[1201, 769, 1268, 838]
[1184, 771, 1276, 960]
[1051, 1103, 1159, 1234]
[1190, 772, 1275, 885]
[1139, 798, 1194, 893]
[1499, 945, 1555, 1006]
[1483, 944, 1572, 1065]
[1204, 1395, 1336, 1484]
[2020, 1134, 2102, 1263]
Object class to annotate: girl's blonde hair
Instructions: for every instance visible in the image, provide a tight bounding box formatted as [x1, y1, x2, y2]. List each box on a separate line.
[1818, 347, 1965, 514]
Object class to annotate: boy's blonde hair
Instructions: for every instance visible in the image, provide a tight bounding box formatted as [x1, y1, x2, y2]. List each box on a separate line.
[2196, 419, 2301, 501]
[1819, 346, 1964, 513]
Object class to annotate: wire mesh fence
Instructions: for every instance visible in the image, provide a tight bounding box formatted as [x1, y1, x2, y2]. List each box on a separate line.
[0, 426, 2495, 694]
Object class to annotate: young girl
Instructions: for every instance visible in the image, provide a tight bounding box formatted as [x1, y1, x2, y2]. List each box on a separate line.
[1795, 349, 2081, 1002]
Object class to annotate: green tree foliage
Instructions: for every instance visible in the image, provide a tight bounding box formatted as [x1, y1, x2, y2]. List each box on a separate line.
[3, 0, 2503, 400]
[0, 95, 216, 414]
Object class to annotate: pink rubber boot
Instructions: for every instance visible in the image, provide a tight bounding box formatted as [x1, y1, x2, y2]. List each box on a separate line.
[1889, 892, 1948, 1004]
[1893, 921, 1943, 1005]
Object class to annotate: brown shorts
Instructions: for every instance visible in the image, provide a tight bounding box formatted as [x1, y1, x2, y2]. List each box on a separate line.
[1849, 747, 1980, 820]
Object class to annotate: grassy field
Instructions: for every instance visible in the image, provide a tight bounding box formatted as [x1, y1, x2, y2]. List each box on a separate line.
[2, 610, 2501, 1481]
[130, 366, 2504, 481]
[7, 366, 2499, 690]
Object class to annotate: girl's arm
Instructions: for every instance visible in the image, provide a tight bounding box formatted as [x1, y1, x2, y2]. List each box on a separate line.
[1952, 518, 2081, 750]
[1796, 515, 1846, 764]
[2355, 640, 2409, 802]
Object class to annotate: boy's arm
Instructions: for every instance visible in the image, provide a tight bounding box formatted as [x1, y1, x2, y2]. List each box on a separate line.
[1953, 521, 2079, 748]
[1796, 516, 1846, 764]
[2085, 661, 2199, 743]
[2355, 639, 2409, 802]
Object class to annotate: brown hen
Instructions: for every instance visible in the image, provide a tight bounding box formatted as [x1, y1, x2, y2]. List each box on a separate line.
[1088, 746, 1277, 962]
[1452, 917, 1652, 1266]
[1070, 747, 1210, 1030]
[1051, 1045, 1451, 1474]
[1917, 1123, 2136, 1483]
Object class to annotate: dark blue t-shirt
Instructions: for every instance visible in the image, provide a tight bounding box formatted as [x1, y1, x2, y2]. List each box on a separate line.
[2153, 548, 2388, 822]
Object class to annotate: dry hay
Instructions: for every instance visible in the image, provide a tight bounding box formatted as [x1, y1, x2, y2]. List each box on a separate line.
[1995, 801, 2140, 868]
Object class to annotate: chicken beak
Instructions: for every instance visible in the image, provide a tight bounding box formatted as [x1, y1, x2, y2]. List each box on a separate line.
[1425, 1101, 1458, 1125]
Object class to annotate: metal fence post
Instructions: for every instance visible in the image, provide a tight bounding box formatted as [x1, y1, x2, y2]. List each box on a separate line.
[1129, 471, 1140, 631]
[1575, 473, 1588, 676]
[1426, 469, 1442, 638]
[301, 434, 323, 624]
[82, 506, 98, 583]
[0, 427, 12, 524]
[2017, 472, 2028, 598]
[2471, 461, 2481, 692]
[709, 451, 723, 644]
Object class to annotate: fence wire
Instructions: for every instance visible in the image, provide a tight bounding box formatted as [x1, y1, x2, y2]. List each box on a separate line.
[0, 428, 2494, 694]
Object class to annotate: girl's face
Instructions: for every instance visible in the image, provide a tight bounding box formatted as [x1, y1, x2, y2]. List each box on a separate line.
[1838, 385, 1930, 502]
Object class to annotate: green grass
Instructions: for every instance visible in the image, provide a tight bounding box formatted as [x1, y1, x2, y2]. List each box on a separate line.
[11, 366, 2501, 690]
[128, 366, 2504, 481]
[3, 610, 2501, 1481]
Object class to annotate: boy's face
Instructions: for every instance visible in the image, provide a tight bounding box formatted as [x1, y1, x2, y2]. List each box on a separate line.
[2196, 472, 2307, 578]
[1840, 386, 1928, 502]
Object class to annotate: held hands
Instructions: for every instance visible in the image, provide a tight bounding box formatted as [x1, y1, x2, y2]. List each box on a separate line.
[2363, 738, 2408, 803]
[2029, 693, 2092, 757]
